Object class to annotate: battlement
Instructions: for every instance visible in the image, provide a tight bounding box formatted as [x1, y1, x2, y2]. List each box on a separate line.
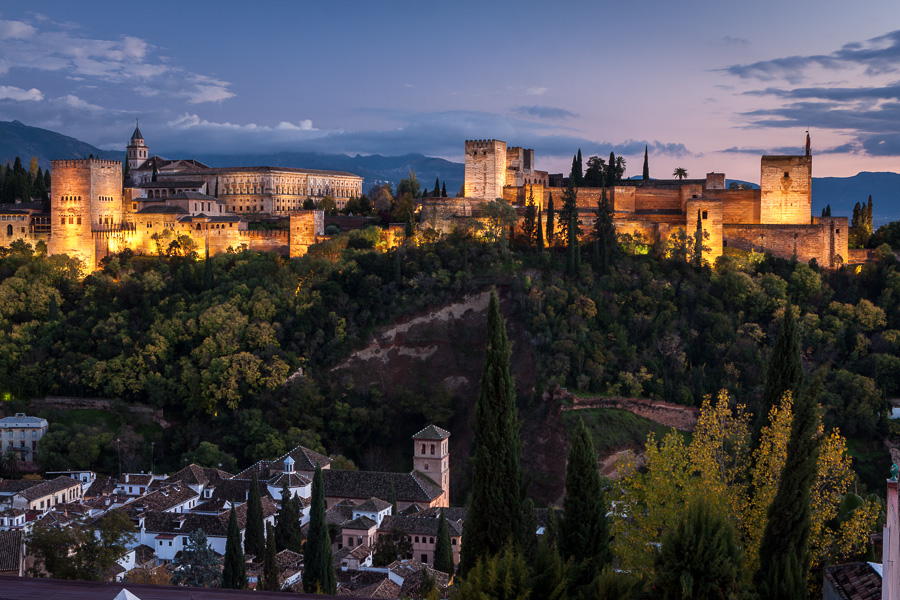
[465, 139, 506, 152]
[51, 158, 122, 169]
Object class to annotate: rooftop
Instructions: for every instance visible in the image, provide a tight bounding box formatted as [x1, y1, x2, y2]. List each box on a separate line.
[411, 425, 450, 440]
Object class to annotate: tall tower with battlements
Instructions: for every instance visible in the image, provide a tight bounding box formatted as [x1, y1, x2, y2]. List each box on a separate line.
[126, 121, 149, 171]
[759, 135, 812, 225]
[412, 425, 450, 507]
[464, 139, 507, 200]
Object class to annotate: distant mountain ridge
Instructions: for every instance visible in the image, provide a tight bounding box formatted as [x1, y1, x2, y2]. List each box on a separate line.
[2, 120, 899, 225]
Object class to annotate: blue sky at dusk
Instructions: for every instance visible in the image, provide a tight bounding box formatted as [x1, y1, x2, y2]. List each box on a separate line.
[0, 0, 898, 181]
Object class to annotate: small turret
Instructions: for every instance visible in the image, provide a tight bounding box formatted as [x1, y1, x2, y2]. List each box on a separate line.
[284, 455, 295, 474]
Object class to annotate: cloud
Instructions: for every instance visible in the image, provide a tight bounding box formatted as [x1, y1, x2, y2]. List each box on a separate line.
[513, 105, 578, 120]
[0, 17, 234, 103]
[722, 35, 749, 46]
[0, 85, 42, 101]
[59, 94, 104, 111]
[723, 29, 900, 83]
[526, 87, 548, 96]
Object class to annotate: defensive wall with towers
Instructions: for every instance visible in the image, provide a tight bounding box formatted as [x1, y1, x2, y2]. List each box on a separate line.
[457, 135, 849, 267]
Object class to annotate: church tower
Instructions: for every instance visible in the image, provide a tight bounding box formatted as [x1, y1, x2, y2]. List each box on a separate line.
[412, 425, 450, 507]
[126, 120, 149, 170]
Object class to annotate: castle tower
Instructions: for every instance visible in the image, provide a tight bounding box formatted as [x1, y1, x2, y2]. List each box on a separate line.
[48, 158, 125, 269]
[759, 134, 812, 225]
[412, 425, 450, 507]
[464, 139, 507, 200]
[126, 120, 149, 171]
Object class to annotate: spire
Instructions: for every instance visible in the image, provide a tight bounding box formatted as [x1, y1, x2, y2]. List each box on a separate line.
[805, 130, 811, 157]
[131, 118, 144, 143]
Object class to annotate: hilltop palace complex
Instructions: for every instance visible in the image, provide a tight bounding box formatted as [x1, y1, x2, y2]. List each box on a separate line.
[0, 126, 848, 269]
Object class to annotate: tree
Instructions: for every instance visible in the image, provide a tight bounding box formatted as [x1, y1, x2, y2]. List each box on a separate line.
[822, 205, 832, 217]
[653, 498, 743, 600]
[536, 210, 545, 252]
[521, 187, 538, 248]
[172, 528, 221, 587]
[560, 418, 610, 587]
[692, 209, 705, 268]
[221, 506, 247, 589]
[434, 177, 441, 197]
[673, 167, 688, 180]
[584, 156, 607, 187]
[304, 464, 336, 593]
[389, 482, 398, 515]
[433, 509, 454, 576]
[123, 564, 173, 586]
[374, 526, 413, 566]
[260, 523, 280, 591]
[571, 150, 583, 186]
[558, 179, 579, 248]
[442, 181, 447, 197]
[594, 186, 615, 274]
[244, 471, 265, 559]
[642, 145, 650, 180]
[457, 545, 531, 600]
[274, 479, 303, 552]
[758, 305, 803, 438]
[607, 152, 618, 185]
[459, 291, 522, 573]
[546, 192, 555, 246]
[477, 199, 517, 246]
[754, 387, 821, 600]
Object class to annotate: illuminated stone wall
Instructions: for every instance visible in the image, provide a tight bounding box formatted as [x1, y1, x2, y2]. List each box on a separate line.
[685, 197, 724, 263]
[289, 210, 324, 257]
[724, 216, 848, 266]
[760, 155, 812, 224]
[464, 139, 507, 200]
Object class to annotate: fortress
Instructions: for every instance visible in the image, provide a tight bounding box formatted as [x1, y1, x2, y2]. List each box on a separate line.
[459, 135, 849, 266]
[0, 124, 364, 269]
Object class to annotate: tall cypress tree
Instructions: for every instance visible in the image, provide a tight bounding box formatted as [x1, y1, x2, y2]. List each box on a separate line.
[274, 480, 303, 553]
[389, 482, 398, 515]
[441, 181, 447, 197]
[758, 305, 803, 437]
[546, 193, 555, 246]
[260, 523, 280, 591]
[244, 471, 265, 558]
[642, 145, 650, 180]
[560, 419, 610, 572]
[303, 464, 336, 594]
[594, 187, 615, 275]
[459, 291, 521, 574]
[559, 179, 579, 248]
[522, 188, 538, 248]
[434, 177, 440, 197]
[536, 210, 545, 252]
[433, 509, 454, 576]
[608, 151, 617, 185]
[754, 387, 820, 599]
[221, 506, 247, 589]
[693, 209, 704, 268]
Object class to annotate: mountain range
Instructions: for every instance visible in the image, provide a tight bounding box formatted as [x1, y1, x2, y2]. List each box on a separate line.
[1, 119, 897, 226]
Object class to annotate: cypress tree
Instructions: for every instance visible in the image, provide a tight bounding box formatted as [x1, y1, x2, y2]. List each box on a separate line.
[522, 188, 538, 248]
[389, 482, 398, 515]
[244, 471, 265, 558]
[303, 464, 336, 594]
[260, 523, 280, 591]
[433, 509, 454, 576]
[393, 249, 402, 286]
[754, 386, 820, 599]
[560, 419, 610, 570]
[642, 145, 650, 180]
[459, 291, 521, 574]
[405, 215, 415, 240]
[48, 294, 59, 322]
[559, 179, 578, 248]
[518, 498, 538, 565]
[434, 177, 440, 197]
[759, 305, 803, 435]
[536, 211, 545, 252]
[442, 181, 447, 197]
[566, 213, 578, 277]
[274, 479, 303, 552]
[608, 151, 617, 185]
[546, 193, 555, 246]
[221, 506, 247, 589]
[693, 209, 704, 268]
[594, 187, 615, 275]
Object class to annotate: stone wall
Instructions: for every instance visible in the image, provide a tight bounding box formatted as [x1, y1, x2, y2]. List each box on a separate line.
[720, 189, 761, 224]
[289, 210, 324, 257]
[724, 216, 848, 266]
[464, 139, 507, 200]
[760, 155, 812, 224]
[685, 198, 724, 263]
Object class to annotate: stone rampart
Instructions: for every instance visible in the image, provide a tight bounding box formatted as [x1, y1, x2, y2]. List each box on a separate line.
[724, 217, 848, 266]
[720, 189, 761, 224]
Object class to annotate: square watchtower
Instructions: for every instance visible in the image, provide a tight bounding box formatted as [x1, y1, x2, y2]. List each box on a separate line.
[412, 425, 450, 507]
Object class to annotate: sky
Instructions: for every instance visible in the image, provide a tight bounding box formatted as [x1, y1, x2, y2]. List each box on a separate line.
[1, 0, 899, 182]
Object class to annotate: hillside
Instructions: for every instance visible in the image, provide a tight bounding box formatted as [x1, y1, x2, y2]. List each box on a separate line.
[0, 120, 122, 169]
[813, 171, 900, 226]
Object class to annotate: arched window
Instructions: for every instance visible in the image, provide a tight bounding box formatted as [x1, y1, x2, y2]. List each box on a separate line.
[6, 224, 11, 236]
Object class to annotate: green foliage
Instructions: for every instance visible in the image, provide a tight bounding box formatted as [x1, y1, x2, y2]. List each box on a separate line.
[303, 464, 336, 593]
[434, 509, 455, 576]
[244, 471, 265, 558]
[373, 526, 413, 567]
[546, 193, 555, 245]
[560, 418, 610, 575]
[642, 145, 650, 181]
[460, 291, 522, 573]
[260, 523, 281, 591]
[478, 199, 517, 246]
[221, 506, 247, 589]
[758, 305, 803, 438]
[652, 498, 743, 600]
[26, 509, 136, 580]
[172, 528, 221, 587]
[584, 156, 607, 187]
[521, 188, 538, 249]
[274, 479, 304, 553]
[457, 545, 531, 600]
[754, 387, 821, 600]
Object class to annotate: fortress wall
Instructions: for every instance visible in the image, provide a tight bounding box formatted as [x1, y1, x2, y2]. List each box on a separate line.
[89, 161, 124, 228]
[760, 155, 811, 224]
[685, 198, 724, 263]
[289, 210, 324, 258]
[613, 219, 663, 245]
[634, 188, 682, 212]
[724, 217, 847, 266]
[611, 187, 635, 213]
[720, 189, 761, 224]
[464, 140, 507, 200]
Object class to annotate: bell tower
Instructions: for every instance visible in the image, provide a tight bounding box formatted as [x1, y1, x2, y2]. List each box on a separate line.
[126, 120, 149, 170]
[412, 425, 450, 507]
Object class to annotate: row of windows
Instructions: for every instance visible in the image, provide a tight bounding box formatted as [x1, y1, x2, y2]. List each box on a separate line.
[61, 195, 81, 202]
[5, 430, 38, 438]
[0, 215, 26, 221]
[98, 195, 115, 202]
[61, 216, 83, 225]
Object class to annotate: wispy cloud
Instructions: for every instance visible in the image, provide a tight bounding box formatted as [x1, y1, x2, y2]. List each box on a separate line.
[0, 85, 42, 101]
[0, 17, 234, 103]
[722, 35, 749, 46]
[513, 105, 578, 120]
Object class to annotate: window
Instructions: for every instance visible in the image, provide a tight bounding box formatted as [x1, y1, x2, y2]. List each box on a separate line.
[429, 537, 434, 544]
[5, 224, 10, 236]
[348, 537, 354, 547]
[452, 539, 457, 545]
[169, 541, 172, 547]
[430, 444, 435, 455]
[415, 536, 419, 543]
[20, 431, 24, 438]
[701, 211, 708, 219]
[424, 463, 429, 471]
[421, 444, 425, 454]
[421, 554, 428, 563]
[784, 171, 789, 178]
[836, 228, 841, 234]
